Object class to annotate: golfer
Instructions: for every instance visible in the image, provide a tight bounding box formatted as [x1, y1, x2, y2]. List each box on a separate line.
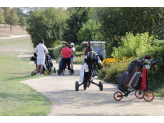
[83, 41, 93, 56]
[35, 39, 49, 76]
[70, 43, 76, 70]
[61, 43, 73, 75]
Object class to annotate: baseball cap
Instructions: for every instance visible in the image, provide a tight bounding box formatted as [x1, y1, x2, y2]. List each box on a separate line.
[70, 43, 74, 46]
[40, 39, 44, 43]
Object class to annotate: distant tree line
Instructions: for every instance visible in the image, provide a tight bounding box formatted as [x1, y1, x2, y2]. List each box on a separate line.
[0, 7, 33, 31]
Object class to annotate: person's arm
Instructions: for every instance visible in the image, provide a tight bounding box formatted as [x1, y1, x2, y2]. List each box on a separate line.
[70, 49, 73, 55]
[44, 46, 49, 54]
[35, 46, 38, 53]
[83, 48, 86, 54]
[61, 50, 63, 55]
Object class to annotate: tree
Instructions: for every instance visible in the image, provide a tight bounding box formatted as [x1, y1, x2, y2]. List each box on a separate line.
[8, 8, 19, 31]
[63, 7, 91, 44]
[1, 7, 10, 27]
[26, 7, 68, 48]
[94, 7, 164, 56]
[0, 8, 5, 23]
[77, 19, 103, 41]
[19, 16, 27, 29]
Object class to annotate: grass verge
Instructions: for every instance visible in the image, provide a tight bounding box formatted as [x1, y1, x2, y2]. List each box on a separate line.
[0, 54, 51, 116]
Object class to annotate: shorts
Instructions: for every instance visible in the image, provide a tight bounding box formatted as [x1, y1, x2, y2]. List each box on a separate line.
[71, 56, 75, 62]
[37, 59, 45, 65]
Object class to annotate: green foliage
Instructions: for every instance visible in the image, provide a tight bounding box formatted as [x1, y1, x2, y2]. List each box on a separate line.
[74, 43, 84, 51]
[19, 17, 27, 29]
[98, 58, 135, 83]
[112, 32, 156, 58]
[26, 7, 67, 48]
[77, 19, 103, 42]
[53, 45, 64, 58]
[7, 8, 19, 31]
[74, 55, 84, 64]
[1, 7, 10, 25]
[63, 7, 91, 44]
[0, 8, 5, 23]
[94, 7, 164, 55]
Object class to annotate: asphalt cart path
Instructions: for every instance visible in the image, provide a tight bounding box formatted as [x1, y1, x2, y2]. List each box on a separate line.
[20, 54, 164, 116]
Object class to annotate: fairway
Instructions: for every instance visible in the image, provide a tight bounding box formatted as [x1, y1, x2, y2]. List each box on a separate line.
[0, 36, 51, 116]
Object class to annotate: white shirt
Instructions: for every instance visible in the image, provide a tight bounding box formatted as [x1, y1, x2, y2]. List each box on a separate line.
[71, 47, 76, 56]
[35, 43, 48, 59]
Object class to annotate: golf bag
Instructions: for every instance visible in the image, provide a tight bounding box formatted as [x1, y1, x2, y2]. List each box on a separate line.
[117, 60, 143, 92]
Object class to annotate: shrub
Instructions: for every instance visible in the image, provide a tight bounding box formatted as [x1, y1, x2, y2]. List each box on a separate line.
[53, 45, 64, 59]
[112, 32, 155, 58]
[98, 57, 135, 83]
[74, 43, 84, 52]
[74, 55, 84, 64]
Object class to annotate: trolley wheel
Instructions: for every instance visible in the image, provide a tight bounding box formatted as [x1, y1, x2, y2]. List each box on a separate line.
[31, 70, 36, 76]
[54, 67, 56, 73]
[71, 69, 74, 75]
[99, 81, 103, 91]
[113, 91, 123, 101]
[135, 89, 144, 99]
[143, 90, 154, 102]
[44, 70, 49, 75]
[57, 69, 61, 75]
[75, 81, 79, 91]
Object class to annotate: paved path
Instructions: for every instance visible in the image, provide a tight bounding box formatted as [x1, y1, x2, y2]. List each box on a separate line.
[0, 35, 29, 39]
[20, 53, 164, 116]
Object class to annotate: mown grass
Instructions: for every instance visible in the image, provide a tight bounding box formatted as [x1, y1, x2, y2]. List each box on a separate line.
[0, 36, 51, 116]
[0, 54, 51, 116]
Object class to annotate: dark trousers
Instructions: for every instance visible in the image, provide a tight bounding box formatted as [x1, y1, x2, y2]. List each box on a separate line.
[62, 57, 71, 70]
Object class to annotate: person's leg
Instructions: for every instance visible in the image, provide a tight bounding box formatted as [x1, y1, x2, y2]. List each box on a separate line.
[66, 58, 71, 74]
[71, 62, 73, 69]
[62, 58, 66, 74]
[70, 57, 73, 69]
[36, 65, 40, 74]
[40, 59, 45, 75]
[36, 59, 41, 75]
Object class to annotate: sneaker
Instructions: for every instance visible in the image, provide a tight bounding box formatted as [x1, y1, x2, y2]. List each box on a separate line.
[69, 73, 72, 75]
[40, 74, 42, 75]
[62, 73, 65, 75]
[35, 74, 38, 76]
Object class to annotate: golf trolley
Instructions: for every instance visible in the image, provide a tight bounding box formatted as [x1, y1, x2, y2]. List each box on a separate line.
[82, 41, 106, 75]
[30, 53, 53, 76]
[114, 51, 162, 102]
[75, 51, 103, 91]
[53, 57, 74, 75]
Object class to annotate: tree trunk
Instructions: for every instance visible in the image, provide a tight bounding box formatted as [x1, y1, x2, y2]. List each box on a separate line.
[10, 25, 12, 31]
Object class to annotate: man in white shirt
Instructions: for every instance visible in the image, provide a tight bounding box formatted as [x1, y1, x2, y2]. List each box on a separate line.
[35, 39, 49, 75]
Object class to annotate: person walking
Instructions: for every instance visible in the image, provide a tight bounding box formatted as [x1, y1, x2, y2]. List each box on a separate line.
[83, 41, 93, 56]
[70, 43, 76, 70]
[61, 43, 73, 75]
[35, 39, 49, 76]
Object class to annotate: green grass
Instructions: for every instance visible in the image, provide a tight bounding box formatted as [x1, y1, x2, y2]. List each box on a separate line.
[0, 37, 51, 115]
[75, 51, 83, 57]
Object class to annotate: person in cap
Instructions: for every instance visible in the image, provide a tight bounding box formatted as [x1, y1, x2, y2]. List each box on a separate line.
[61, 43, 73, 75]
[70, 43, 76, 70]
[35, 39, 49, 76]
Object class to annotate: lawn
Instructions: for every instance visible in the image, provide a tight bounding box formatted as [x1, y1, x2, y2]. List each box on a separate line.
[0, 37, 51, 116]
